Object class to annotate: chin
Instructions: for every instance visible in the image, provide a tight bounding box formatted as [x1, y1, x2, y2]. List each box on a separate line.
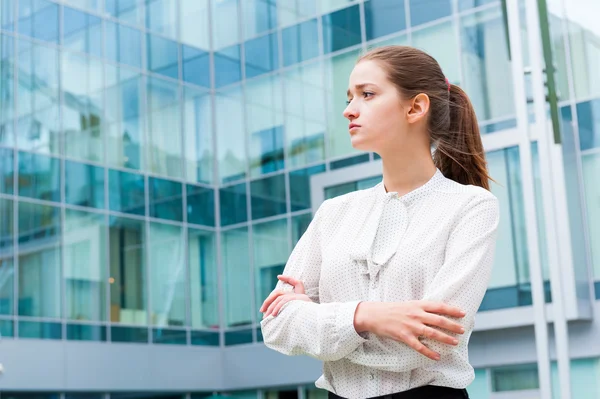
[350, 135, 374, 152]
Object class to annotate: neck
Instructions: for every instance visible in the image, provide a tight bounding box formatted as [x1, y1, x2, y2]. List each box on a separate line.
[379, 149, 437, 196]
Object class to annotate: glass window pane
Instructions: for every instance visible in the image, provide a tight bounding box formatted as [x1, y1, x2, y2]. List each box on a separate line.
[63, 7, 102, 58]
[64, 209, 107, 321]
[189, 228, 218, 329]
[220, 183, 248, 226]
[246, 76, 284, 176]
[149, 223, 185, 327]
[0, 198, 14, 315]
[1, 0, 15, 31]
[191, 330, 219, 346]
[409, 0, 451, 27]
[292, 212, 312, 246]
[109, 216, 147, 325]
[216, 86, 246, 183]
[215, 45, 242, 88]
[224, 329, 253, 345]
[19, 320, 62, 339]
[105, 0, 144, 26]
[183, 88, 213, 184]
[105, 21, 142, 69]
[16, 40, 60, 154]
[108, 169, 146, 216]
[284, 61, 326, 167]
[250, 173, 287, 220]
[146, 34, 179, 79]
[412, 21, 461, 85]
[242, 0, 277, 39]
[105, 65, 144, 170]
[149, 177, 183, 222]
[187, 184, 215, 227]
[460, 7, 515, 122]
[17, 151, 60, 202]
[212, 0, 240, 50]
[364, 0, 406, 41]
[458, 0, 495, 11]
[153, 327, 187, 344]
[182, 45, 210, 88]
[0, 34, 15, 148]
[111, 325, 148, 342]
[491, 364, 539, 392]
[319, 0, 360, 14]
[146, 77, 183, 178]
[582, 152, 600, 281]
[221, 227, 252, 327]
[369, 32, 408, 48]
[0, 147, 14, 194]
[180, 0, 210, 50]
[277, 0, 317, 28]
[289, 164, 326, 211]
[18, 202, 61, 318]
[145, 0, 177, 38]
[64, 0, 102, 12]
[245, 32, 279, 79]
[253, 218, 289, 319]
[67, 324, 107, 341]
[0, 319, 14, 337]
[577, 99, 600, 151]
[282, 19, 319, 67]
[18, 0, 59, 43]
[324, 49, 361, 158]
[62, 53, 104, 163]
[65, 160, 105, 209]
[322, 5, 361, 54]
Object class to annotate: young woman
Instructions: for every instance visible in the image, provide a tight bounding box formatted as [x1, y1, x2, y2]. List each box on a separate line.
[259, 45, 499, 399]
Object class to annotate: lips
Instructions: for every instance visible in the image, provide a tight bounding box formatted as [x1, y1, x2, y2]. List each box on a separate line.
[349, 123, 361, 130]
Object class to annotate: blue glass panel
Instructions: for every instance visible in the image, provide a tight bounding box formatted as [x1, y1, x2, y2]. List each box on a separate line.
[67, 324, 107, 341]
[250, 174, 286, 220]
[242, 0, 277, 39]
[65, 160, 105, 209]
[105, 21, 142, 68]
[18, 321, 62, 339]
[364, 0, 406, 41]
[1, 0, 15, 31]
[108, 169, 145, 215]
[18, 151, 60, 202]
[214, 45, 242, 88]
[256, 327, 263, 342]
[322, 5, 361, 54]
[187, 184, 215, 226]
[146, 33, 179, 79]
[110, 326, 148, 343]
[289, 164, 326, 211]
[0, 319, 13, 337]
[459, 0, 496, 11]
[105, 0, 143, 26]
[149, 177, 183, 222]
[282, 19, 319, 66]
[244, 33, 279, 79]
[409, 0, 452, 27]
[330, 153, 370, 170]
[153, 328, 187, 345]
[191, 330, 219, 346]
[595, 281, 600, 300]
[182, 45, 210, 88]
[577, 100, 600, 151]
[292, 213, 312, 246]
[220, 183, 248, 226]
[0, 198, 13, 315]
[249, 126, 285, 175]
[481, 118, 517, 134]
[145, 0, 177, 38]
[225, 329, 253, 345]
[18, 0, 58, 43]
[0, 34, 15, 148]
[63, 7, 102, 57]
[0, 147, 14, 194]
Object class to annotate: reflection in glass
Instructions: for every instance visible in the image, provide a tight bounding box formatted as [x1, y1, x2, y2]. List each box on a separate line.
[111, 325, 148, 342]
[220, 183, 248, 226]
[146, 0, 177, 38]
[62, 52, 104, 162]
[183, 45, 210, 88]
[292, 213, 312, 246]
[582, 152, 600, 282]
[180, 0, 210, 50]
[153, 327, 187, 344]
[277, 0, 317, 27]
[146, 33, 179, 79]
[189, 228, 218, 329]
[216, 87, 246, 183]
[250, 174, 287, 220]
[0, 147, 14, 194]
[289, 164, 326, 211]
[105, 20, 142, 69]
[187, 184, 215, 227]
[19, 320, 62, 339]
[109, 216, 147, 325]
[225, 329, 253, 345]
[211, 0, 239, 50]
[67, 324, 107, 341]
[64, 210, 107, 321]
[0, 198, 13, 315]
[146, 77, 183, 178]
[0, 34, 15, 147]
[109, 169, 145, 216]
[65, 160, 104, 209]
[18, 151, 60, 202]
[319, 0, 359, 14]
[413, 21, 461, 85]
[322, 5, 361, 54]
[105, 0, 143, 26]
[282, 19, 319, 67]
[18, 202, 61, 318]
[191, 330, 219, 346]
[215, 45, 242, 88]
[364, 0, 406, 41]
[149, 223, 185, 327]
[63, 6, 102, 57]
[577, 99, 600, 151]
[459, 0, 496, 10]
[409, 0, 451, 27]
[242, 0, 277, 39]
[183, 88, 213, 183]
[1, 0, 15, 31]
[149, 177, 183, 222]
[221, 227, 252, 327]
[245, 32, 279, 79]
[18, 0, 59, 43]
[0, 319, 13, 337]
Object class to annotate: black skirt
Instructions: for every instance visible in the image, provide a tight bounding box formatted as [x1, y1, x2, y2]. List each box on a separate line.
[328, 385, 469, 399]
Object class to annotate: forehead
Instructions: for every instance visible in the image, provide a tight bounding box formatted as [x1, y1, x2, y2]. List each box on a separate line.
[348, 60, 390, 86]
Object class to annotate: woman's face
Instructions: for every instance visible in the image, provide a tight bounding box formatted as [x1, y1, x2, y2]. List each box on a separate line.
[343, 60, 414, 155]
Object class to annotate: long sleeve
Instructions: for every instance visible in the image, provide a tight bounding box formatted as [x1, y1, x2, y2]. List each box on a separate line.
[344, 194, 500, 372]
[260, 200, 367, 361]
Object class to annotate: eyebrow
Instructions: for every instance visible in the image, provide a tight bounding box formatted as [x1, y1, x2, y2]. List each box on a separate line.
[346, 83, 378, 97]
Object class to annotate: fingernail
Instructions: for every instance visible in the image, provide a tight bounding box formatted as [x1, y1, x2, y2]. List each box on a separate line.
[453, 339, 458, 345]
[460, 311, 466, 316]
[460, 327, 465, 333]
[435, 354, 441, 360]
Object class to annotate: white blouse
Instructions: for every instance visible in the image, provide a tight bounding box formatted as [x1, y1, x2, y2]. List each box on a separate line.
[260, 169, 500, 399]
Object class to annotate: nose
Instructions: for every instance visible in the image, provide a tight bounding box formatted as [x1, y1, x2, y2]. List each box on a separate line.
[343, 102, 358, 120]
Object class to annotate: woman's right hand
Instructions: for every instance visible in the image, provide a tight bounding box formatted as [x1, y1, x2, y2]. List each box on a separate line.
[353, 301, 466, 361]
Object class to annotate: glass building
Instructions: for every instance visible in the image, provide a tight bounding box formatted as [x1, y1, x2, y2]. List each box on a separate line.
[0, 0, 599, 398]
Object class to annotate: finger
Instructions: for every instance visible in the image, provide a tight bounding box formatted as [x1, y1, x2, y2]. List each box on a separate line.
[406, 336, 440, 361]
[422, 313, 465, 335]
[260, 290, 285, 312]
[265, 295, 288, 318]
[421, 301, 465, 318]
[272, 296, 294, 317]
[277, 275, 305, 293]
[421, 325, 459, 346]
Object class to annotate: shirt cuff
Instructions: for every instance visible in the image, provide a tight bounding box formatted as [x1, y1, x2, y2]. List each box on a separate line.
[336, 300, 368, 346]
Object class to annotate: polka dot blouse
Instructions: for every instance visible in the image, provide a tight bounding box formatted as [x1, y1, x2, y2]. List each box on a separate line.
[260, 168, 500, 399]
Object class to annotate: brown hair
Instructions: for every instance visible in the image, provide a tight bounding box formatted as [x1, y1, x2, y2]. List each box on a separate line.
[359, 45, 491, 190]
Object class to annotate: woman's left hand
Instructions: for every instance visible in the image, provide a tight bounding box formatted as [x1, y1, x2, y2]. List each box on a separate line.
[260, 275, 312, 318]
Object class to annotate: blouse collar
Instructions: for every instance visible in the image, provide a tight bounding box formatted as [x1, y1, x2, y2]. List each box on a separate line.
[375, 168, 446, 206]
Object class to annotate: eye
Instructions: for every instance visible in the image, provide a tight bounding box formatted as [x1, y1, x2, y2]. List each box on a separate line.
[345, 98, 352, 105]
[363, 91, 374, 98]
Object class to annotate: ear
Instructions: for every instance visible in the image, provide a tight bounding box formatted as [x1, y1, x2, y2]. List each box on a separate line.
[407, 93, 430, 124]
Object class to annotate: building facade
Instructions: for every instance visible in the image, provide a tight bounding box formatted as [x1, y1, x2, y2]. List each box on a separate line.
[0, 0, 599, 398]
